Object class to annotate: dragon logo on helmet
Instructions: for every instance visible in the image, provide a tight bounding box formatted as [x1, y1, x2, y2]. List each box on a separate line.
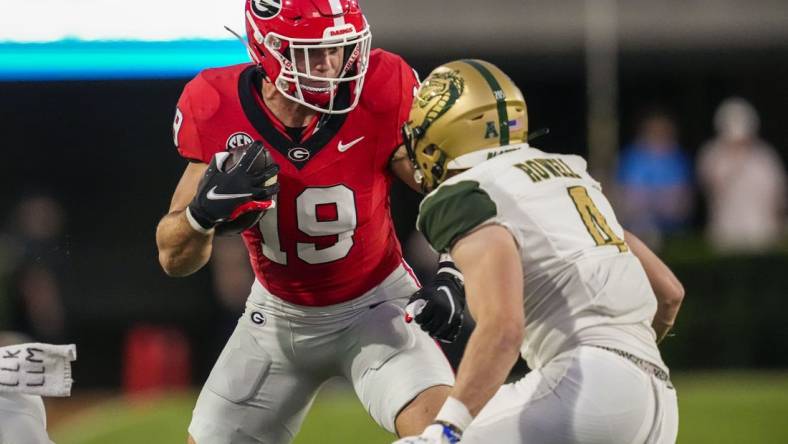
[251, 0, 282, 19]
[414, 70, 465, 135]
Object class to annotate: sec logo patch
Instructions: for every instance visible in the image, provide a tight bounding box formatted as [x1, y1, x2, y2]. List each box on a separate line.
[250, 311, 266, 326]
[226, 132, 253, 150]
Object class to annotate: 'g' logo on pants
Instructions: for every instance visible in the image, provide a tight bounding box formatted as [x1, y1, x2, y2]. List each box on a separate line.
[250, 311, 266, 326]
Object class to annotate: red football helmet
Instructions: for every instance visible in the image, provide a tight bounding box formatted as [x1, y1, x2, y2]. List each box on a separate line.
[244, 0, 372, 114]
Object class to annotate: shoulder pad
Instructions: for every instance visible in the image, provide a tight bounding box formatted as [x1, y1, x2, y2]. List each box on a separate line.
[174, 64, 253, 162]
[359, 49, 417, 114]
[418, 180, 498, 252]
[184, 64, 251, 123]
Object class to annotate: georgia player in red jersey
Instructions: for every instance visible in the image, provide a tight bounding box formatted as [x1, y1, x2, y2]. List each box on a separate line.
[156, 1, 460, 443]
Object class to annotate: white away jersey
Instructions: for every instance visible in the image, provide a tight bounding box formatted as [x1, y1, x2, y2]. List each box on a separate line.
[417, 146, 665, 371]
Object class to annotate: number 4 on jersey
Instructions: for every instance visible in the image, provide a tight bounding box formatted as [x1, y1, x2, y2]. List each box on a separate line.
[567, 186, 628, 252]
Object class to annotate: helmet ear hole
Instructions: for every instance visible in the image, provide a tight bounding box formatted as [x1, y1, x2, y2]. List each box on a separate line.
[432, 163, 444, 181]
[470, 114, 485, 121]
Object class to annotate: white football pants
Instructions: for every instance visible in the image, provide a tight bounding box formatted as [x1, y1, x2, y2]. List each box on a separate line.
[0, 393, 53, 444]
[188, 263, 455, 444]
[462, 346, 678, 444]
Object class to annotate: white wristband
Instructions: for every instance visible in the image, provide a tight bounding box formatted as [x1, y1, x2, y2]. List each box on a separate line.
[435, 396, 473, 432]
[185, 207, 215, 235]
[436, 254, 463, 283]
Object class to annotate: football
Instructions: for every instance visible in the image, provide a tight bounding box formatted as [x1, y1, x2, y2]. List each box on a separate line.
[214, 141, 278, 236]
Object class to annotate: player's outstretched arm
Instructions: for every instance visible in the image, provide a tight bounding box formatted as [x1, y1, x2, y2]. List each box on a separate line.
[624, 230, 685, 343]
[394, 225, 523, 444]
[450, 225, 524, 417]
[156, 162, 214, 277]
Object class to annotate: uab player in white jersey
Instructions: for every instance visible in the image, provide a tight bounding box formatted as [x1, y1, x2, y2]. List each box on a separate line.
[394, 60, 683, 444]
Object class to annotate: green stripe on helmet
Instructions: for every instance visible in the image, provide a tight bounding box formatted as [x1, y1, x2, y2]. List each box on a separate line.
[462, 59, 510, 146]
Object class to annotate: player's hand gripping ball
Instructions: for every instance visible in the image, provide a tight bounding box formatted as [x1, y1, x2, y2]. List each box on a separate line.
[188, 141, 280, 235]
[215, 141, 280, 235]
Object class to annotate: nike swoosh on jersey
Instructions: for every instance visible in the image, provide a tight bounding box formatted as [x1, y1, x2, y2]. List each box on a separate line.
[338, 136, 365, 152]
[206, 186, 253, 200]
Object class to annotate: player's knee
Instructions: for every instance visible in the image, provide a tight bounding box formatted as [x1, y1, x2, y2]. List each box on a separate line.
[395, 385, 452, 436]
[187, 434, 198, 444]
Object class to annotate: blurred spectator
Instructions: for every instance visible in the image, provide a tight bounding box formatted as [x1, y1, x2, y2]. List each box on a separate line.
[1, 195, 67, 342]
[698, 97, 787, 253]
[616, 111, 693, 249]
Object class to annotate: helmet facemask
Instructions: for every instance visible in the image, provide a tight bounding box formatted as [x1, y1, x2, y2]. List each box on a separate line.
[403, 124, 450, 193]
[246, 10, 371, 115]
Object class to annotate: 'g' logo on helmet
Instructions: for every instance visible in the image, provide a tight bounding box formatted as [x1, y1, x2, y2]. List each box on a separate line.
[251, 0, 282, 19]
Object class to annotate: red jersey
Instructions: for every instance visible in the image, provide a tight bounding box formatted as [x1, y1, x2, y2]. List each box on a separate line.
[173, 49, 419, 306]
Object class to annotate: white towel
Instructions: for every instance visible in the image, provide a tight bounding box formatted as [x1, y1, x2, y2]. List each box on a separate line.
[0, 343, 76, 397]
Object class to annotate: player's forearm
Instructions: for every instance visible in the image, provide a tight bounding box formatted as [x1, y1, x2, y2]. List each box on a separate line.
[624, 230, 685, 342]
[451, 319, 523, 417]
[652, 301, 681, 343]
[450, 225, 525, 417]
[156, 210, 213, 277]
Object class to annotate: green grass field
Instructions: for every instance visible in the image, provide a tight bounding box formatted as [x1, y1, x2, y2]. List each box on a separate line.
[51, 371, 788, 444]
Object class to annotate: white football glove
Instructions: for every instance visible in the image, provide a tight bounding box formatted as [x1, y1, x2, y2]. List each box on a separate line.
[392, 423, 462, 444]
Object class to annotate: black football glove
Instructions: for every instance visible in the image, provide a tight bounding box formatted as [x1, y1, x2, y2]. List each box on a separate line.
[187, 141, 280, 230]
[406, 257, 466, 343]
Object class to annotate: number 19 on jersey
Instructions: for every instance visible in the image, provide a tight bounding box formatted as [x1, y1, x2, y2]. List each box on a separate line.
[259, 185, 358, 265]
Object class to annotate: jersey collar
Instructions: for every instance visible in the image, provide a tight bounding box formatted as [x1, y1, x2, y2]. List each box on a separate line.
[238, 66, 350, 169]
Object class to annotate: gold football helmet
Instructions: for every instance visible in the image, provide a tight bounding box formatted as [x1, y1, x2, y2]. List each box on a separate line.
[404, 59, 528, 192]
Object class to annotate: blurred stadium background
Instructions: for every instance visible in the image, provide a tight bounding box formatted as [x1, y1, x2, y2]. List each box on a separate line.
[1, 0, 787, 442]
